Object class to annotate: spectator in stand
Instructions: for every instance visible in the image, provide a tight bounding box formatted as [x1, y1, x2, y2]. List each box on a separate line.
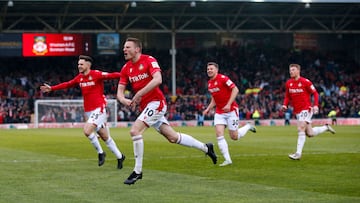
[196, 110, 204, 126]
[284, 108, 292, 126]
[40, 55, 125, 169]
[328, 108, 337, 125]
[252, 108, 261, 126]
[40, 108, 56, 122]
[282, 63, 336, 160]
[1, 46, 359, 125]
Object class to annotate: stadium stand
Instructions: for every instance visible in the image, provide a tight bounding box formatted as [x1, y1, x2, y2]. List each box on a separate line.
[0, 46, 359, 124]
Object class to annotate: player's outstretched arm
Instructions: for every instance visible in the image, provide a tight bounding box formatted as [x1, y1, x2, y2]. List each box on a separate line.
[40, 83, 52, 93]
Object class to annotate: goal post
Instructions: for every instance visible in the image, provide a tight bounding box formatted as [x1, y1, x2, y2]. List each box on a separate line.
[34, 99, 118, 128]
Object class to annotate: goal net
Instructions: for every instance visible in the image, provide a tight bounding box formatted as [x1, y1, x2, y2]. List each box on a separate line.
[34, 99, 117, 128]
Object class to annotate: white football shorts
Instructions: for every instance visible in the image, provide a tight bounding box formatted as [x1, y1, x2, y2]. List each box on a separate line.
[85, 107, 107, 131]
[296, 109, 313, 123]
[214, 109, 239, 131]
[138, 101, 169, 132]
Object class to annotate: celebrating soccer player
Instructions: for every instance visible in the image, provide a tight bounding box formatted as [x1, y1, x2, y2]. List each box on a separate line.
[203, 62, 256, 167]
[117, 37, 217, 185]
[40, 55, 125, 168]
[282, 63, 336, 160]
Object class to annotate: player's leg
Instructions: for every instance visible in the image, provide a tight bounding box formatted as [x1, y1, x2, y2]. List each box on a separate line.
[212, 113, 232, 166]
[305, 110, 335, 137]
[308, 124, 336, 136]
[237, 123, 256, 138]
[124, 119, 147, 185]
[140, 101, 216, 164]
[97, 123, 125, 169]
[158, 123, 217, 165]
[289, 110, 308, 160]
[216, 125, 232, 166]
[289, 120, 306, 160]
[84, 110, 105, 166]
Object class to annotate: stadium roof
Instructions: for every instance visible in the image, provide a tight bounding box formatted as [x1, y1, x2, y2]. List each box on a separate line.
[1, 0, 359, 34]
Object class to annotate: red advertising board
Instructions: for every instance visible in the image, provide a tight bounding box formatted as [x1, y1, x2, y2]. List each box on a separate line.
[22, 33, 92, 57]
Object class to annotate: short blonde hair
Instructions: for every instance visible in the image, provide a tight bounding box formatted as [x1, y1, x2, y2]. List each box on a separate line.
[126, 37, 142, 50]
[289, 63, 301, 70]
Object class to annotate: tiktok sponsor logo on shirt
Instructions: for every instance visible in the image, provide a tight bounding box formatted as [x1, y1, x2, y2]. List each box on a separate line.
[289, 88, 304, 93]
[209, 87, 220, 93]
[129, 73, 149, 83]
[80, 81, 95, 87]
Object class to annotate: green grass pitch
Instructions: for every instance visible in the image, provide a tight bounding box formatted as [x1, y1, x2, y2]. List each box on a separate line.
[0, 125, 359, 203]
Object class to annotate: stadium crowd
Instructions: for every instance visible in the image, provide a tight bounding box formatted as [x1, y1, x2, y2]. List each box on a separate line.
[0, 46, 359, 124]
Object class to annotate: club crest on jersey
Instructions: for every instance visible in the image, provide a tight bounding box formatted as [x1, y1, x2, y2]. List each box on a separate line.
[214, 81, 218, 86]
[298, 82, 302, 87]
[88, 76, 92, 80]
[139, 64, 144, 70]
[130, 68, 133, 73]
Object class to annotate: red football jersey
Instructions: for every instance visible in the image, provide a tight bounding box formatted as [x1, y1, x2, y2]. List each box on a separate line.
[119, 54, 165, 110]
[283, 76, 319, 114]
[207, 73, 238, 114]
[51, 70, 120, 112]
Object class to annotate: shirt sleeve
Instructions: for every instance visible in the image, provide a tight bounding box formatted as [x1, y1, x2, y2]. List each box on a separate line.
[99, 71, 121, 79]
[51, 76, 79, 91]
[308, 82, 319, 106]
[148, 56, 161, 75]
[118, 65, 128, 85]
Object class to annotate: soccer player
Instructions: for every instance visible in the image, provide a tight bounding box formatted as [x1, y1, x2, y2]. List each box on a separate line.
[203, 62, 256, 167]
[282, 63, 336, 160]
[117, 37, 217, 185]
[40, 55, 125, 168]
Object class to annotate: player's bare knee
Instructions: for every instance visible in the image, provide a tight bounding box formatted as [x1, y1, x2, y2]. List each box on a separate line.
[306, 133, 315, 138]
[297, 127, 306, 132]
[163, 132, 178, 143]
[83, 129, 92, 137]
[168, 137, 177, 143]
[129, 129, 138, 137]
[97, 131, 108, 141]
[229, 132, 238, 140]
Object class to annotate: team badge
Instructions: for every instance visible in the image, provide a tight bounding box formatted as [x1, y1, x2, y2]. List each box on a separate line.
[139, 64, 144, 70]
[32, 36, 48, 55]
